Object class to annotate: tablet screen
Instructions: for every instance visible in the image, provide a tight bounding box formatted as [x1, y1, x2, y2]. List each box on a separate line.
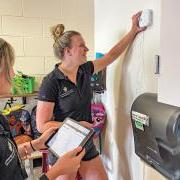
[46, 118, 93, 157]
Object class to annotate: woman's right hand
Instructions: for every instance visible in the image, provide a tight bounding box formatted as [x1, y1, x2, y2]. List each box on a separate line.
[131, 11, 146, 34]
[46, 147, 85, 179]
[79, 121, 93, 129]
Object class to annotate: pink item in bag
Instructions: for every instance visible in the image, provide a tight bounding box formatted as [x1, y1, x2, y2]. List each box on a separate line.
[91, 103, 106, 137]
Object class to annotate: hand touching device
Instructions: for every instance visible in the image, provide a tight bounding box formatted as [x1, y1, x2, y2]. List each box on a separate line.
[139, 9, 153, 28]
[45, 117, 95, 157]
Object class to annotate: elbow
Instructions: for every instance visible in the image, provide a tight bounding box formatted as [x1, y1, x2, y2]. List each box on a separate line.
[36, 119, 45, 133]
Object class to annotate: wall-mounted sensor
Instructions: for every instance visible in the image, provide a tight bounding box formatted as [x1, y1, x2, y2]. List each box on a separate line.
[139, 9, 153, 28]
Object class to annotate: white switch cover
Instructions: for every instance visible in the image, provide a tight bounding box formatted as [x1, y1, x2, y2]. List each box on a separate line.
[139, 9, 153, 28]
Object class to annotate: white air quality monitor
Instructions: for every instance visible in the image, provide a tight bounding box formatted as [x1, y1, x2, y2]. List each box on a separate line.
[139, 9, 153, 28]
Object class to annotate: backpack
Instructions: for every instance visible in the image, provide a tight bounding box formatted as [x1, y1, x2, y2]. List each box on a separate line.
[30, 105, 41, 139]
[5, 109, 32, 138]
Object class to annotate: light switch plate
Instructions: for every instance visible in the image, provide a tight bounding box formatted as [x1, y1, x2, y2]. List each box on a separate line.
[139, 9, 153, 28]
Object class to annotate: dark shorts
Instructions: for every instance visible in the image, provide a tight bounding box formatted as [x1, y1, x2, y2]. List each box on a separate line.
[48, 139, 99, 165]
[82, 139, 99, 161]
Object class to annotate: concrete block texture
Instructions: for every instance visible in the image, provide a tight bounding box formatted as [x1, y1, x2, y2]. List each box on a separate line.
[0, 17, 2, 35]
[42, 17, 78, 37]
[24, 37, 53, 56]
[23, 0, 61, 18]
[0, 36, 24, 56]
[2, 16, 42, 36]
[14, 57, 45, 75]
[45, 57, 59, 74]
[0, 0, 94, 89]
[0, 0, 22, 16]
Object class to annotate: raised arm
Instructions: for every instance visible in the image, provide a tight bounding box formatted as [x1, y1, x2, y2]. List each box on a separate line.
[93, 11, 146, 73]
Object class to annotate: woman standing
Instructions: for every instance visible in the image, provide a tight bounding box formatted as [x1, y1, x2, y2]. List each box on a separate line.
[36, 12, 146, 180]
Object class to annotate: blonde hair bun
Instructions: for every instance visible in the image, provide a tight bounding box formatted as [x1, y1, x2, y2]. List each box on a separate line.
[51, 24, 65, 41]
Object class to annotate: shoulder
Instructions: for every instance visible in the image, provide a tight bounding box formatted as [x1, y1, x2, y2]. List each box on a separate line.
[0, 114, 10, 132]
[79, 61, 94, 75]
[38, 71, 61, 102]
[42, 70, 59, 84]
[40, 70, 60, 92]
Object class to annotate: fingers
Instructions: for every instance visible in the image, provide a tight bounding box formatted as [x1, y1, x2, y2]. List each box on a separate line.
[76, 148, 85, 159]
[136, 11, 142, 17]
[140, 26, 147, 31]
[86, 123, 93, 128]
[131, 11, 148, 33]
[132, 11, 141, 19]
[80, 121, 93, 128]
[89, 123, 93, 128]
[66, 146, 83, 157]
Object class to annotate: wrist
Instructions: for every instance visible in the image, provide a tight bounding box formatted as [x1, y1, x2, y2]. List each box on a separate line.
[130, 28, 137, 36]
[46, 167, 58, 180]
[46, 162, 64, 179]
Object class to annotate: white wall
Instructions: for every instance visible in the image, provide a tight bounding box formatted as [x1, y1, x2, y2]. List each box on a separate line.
[95, 0, 166, 180]
[0, 0, 94, 90]
[158, 0, 180, 107]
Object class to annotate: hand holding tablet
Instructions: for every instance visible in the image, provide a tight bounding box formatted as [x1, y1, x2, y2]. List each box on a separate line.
[45, 117, 95, 157]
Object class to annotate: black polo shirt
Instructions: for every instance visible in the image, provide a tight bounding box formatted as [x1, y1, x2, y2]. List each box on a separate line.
[0, 114, 25, 180]
[38, 61, 94, 123]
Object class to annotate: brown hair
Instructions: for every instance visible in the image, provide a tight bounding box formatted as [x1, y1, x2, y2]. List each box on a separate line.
[0, 38, 15, 83]
[51, 24, 81, 59]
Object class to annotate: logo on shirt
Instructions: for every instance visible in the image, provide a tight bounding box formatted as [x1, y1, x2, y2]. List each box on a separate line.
[60, 88, 75, 98]
[63, 87, 68, 92]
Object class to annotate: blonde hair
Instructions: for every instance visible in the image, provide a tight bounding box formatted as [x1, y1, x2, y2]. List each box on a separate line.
[0, 38, 15, 83]
[51, 24, 81, 59]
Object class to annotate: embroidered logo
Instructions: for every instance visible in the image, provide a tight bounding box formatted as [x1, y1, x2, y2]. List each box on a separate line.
[60, 89, 75, 98]
[63, 87, 68, 92]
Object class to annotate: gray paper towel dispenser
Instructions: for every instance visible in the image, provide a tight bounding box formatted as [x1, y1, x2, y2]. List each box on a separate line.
[131, 93, 180, 180]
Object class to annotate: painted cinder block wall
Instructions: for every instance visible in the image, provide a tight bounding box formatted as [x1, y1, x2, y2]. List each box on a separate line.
[0, 0, 94, 89]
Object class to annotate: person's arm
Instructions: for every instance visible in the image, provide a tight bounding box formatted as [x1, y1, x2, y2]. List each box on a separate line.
[93, 11, 146, 73]
[17, 130, 85, 179]
[18, 127, 58, 158]
[36, 101, 63, 133]
[36, 100, 93, 132]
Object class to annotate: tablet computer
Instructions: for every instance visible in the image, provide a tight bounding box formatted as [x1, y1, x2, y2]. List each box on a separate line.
[45, 117, 95, 157]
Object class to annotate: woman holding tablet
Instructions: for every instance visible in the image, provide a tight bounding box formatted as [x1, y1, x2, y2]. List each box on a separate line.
[0, 38, 85, 180]
[36, 12, 146, 180]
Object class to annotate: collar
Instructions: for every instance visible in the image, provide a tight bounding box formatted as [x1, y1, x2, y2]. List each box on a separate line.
[53, 63, 67, 80]
[53, 63, 83, 80]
